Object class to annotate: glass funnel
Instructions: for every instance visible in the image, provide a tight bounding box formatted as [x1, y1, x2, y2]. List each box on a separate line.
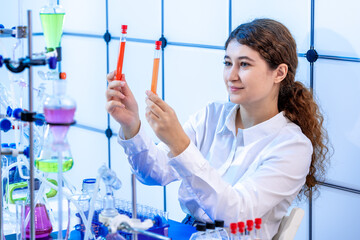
[35, 126, 74, 173]
[36, 76, 76, 173]
[40, 0, 65, 52]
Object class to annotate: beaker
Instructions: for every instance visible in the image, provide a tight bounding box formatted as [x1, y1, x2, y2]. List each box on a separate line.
[40, 0, 65, 52]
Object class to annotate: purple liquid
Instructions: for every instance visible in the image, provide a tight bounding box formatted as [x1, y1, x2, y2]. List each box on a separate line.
[44, 107, 75, 142]
[25, 203, 53, 238]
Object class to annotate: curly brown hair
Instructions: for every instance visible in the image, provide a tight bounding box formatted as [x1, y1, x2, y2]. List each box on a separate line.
[225, 18, 330, 199]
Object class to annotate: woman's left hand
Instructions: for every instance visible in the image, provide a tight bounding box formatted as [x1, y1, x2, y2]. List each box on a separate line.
[145, 90, 190, 156]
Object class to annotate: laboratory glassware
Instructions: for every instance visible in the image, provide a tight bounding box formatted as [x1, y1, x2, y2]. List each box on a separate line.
[115, 25, 127, 80]
[214, 220, 229, 240]
[189, 223, 207, 240]
[254, 218, 262, 240]
[98, 165, 121, 225]
[24, 179, 53, 238]
[238, 222, 245, 239]
[39, 0, 65, 52]
[151, 41, 162, 94]
[246, 220, 254, 240]
[206, 222, 221, 239]
[229, 223, 239, 240]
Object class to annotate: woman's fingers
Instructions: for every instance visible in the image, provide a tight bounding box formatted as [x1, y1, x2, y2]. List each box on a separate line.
[145, 90, 169, 112]
[106, 88, 125, 101]
[106, 100, 125, 113]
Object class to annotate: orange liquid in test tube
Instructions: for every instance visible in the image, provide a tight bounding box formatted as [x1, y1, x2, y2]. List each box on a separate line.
[151, 41, 162, 94]
[115, 25, 127, 80]
[151, 58, 160, 94]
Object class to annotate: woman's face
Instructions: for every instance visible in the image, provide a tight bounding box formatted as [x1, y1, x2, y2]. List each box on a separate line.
[223, 40, 281, 109]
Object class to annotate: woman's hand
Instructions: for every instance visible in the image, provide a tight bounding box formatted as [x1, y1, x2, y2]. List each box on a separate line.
[145, 90, 190, 156]
[105, 71, 140, 139]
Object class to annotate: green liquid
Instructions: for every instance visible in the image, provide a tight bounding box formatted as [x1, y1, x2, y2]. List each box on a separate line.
[40, 13, 65, 52]
[35, 157, 73, 173]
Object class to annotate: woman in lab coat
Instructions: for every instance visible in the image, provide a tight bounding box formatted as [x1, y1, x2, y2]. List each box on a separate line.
[105, 18, 329, 239]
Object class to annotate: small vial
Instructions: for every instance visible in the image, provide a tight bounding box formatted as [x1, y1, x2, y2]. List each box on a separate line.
[246, 220, 254, 240]
[206, 222, 221, 239]
[229, 223, 239, 240]
[254, 218, 262, 240]
[190, 223, 207, 240]
[238, 222, 245, 240]
[214, 220, 229, 240]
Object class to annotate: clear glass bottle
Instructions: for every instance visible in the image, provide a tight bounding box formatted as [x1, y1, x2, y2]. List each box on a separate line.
[215, 220, 229, 240]
[206, 222, 222, 239]
[190, 223, 208, 240]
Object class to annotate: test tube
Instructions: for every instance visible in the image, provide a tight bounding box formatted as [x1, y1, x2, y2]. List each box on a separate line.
[115, 25, 127, 80]
[254, 218, 262, 240]
[150, 41, 162, 94]
[246, 220, 254, 239]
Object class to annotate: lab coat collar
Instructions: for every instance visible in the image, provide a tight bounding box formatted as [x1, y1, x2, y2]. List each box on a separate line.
[217, 103, 288, 146]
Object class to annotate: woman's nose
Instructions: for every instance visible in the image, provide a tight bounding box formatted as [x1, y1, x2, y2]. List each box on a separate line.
[227, 66, 240, 81]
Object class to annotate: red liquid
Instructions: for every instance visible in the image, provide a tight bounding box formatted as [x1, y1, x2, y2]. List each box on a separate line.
[25, 203, 53, 238]
[44, 107, 75, 143]
[116, 41, 126, 80]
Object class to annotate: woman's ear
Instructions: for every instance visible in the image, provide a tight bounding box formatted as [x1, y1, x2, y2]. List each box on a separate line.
[274, 63, 288, 83]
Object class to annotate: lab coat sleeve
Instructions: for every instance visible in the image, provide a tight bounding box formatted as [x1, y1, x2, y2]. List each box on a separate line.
[117, 108, 202, 186]
[168, 133, 313, 223]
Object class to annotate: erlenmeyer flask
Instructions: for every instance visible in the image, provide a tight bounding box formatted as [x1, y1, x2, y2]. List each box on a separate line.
[35, 125, 73, 173]
[40, 0, 65, 52]
[25, 178, 53, 238]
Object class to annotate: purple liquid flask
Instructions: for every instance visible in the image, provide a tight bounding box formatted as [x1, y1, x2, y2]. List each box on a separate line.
[25, 179, 53, 238]
[43, 73, 76, 144]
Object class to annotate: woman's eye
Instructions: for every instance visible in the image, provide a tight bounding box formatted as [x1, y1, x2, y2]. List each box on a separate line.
[223, 61, 232, 66]
[240, 62, 249, 67]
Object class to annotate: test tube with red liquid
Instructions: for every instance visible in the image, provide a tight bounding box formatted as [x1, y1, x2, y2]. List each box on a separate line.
[115, 25, 127, 80]
[150, 41, 162, 94]
[254, 218, 262, 240]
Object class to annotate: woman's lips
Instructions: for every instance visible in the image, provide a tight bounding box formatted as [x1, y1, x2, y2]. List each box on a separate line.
[229, 86, 244, 92]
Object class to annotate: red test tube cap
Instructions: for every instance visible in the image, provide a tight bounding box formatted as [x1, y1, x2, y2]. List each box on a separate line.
[255, 218, 262, 229]
[121, 25, 128, 34]
[155, 41, 162, 50]
[59, 72, 66, 80]
[246, 220, 254, 231]
[238, 221, 245, 233]
[230, 223, 238, 234]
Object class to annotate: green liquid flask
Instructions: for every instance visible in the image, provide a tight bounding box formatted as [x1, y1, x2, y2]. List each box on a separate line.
[40, 0, 65, 52]
[35, 126, 73, 173]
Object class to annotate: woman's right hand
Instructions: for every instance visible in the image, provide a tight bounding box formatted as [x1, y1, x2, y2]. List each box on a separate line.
[105, 71, 140, 139]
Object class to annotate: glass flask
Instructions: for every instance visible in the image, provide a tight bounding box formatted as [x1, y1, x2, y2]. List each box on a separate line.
[36, 125, 73, 173]
[25, 179, 53, 238]
[36, 75, 76, 173]
[40, 0, 65, 52]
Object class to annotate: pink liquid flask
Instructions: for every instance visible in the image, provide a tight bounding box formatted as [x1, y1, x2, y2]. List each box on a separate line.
[25, 203, 53, 238]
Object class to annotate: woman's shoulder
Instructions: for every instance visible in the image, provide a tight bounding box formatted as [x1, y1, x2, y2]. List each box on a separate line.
[280, 117, 313, 148]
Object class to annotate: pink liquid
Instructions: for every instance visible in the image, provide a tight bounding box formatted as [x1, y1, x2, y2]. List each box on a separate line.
[44, 107, 75, 142]
[25, 203, 53, 238]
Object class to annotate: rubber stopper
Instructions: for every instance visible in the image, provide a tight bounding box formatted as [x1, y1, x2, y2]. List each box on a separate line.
[155, 40, 162, 50]
[246, 220, 254, 231]
[230, 223, 237, 234]
[121, 25, 127, 34]
[255, 218, 262, 229]
[59, 72, 67, 79]
[12, 108, 23, 120]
